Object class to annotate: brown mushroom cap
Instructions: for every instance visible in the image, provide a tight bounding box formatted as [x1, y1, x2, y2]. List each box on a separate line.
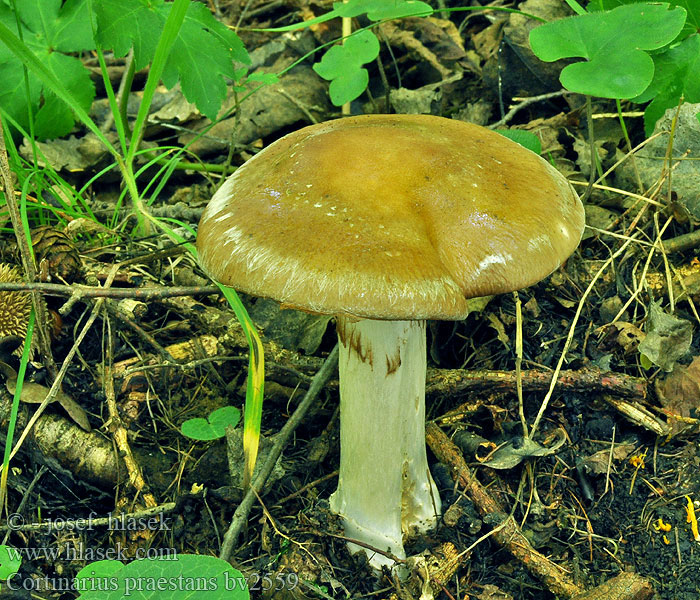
[197, 114, 584, 320]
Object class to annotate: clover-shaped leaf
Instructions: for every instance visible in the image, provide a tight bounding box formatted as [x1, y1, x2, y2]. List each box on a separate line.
[181, 406, 241, 441]
[313, 29, 380, 105]
[633, 33, 700, 135]
[0, 545, 21, 581]
[588, 0, 699, 42]
[529, 3, 686, 98]
[334, 0, 433, 20]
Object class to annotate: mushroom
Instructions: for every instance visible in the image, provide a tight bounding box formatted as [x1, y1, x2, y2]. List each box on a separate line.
[196, 114, 585, 570]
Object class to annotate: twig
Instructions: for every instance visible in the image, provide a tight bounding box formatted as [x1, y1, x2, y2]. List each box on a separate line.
[219, 344, 339, 561]
[104, 309, 158, 509]
[489, 90, 570, 128]
[426, 423, 583, 598]
[0, 281, 218, 301]
[426, 366, 647, 400]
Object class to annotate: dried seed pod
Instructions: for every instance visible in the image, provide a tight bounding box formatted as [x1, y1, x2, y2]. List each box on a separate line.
[31, 225, 82, 283]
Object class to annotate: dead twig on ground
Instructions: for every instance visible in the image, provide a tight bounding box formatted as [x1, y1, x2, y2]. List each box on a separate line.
[427, 422, 584, 598]
[0, 281, 219, 303]
[427, 423, 655, 599]
[426, 366, 647, 400]
[218, 344, 339, 562]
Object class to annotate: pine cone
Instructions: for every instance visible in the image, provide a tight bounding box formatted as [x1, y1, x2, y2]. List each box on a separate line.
[0, 263, 32, 346]
[31, 225, 82, 283]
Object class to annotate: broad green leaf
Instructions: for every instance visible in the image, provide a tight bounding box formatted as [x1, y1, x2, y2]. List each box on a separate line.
[313, 29, 380, 105]
[495, 129, 542, 155]
[181, 406, 241, 441]
[632, 33, 700, 135]
[75, 555, 250, 599]
[329, 69, 370, 106]
[95, 0, 164, 70]
[587, 0, 699, 41]
[96, 0, 250, 120]
[334, 0, 433, 20]
[161, 3, 240, 120]
[34, 52, 94, 138]
[0, 545, 21, 580]
[0, 0, 96, 138]
[15, 0, 94, 52]
[529, 3, 687, 98]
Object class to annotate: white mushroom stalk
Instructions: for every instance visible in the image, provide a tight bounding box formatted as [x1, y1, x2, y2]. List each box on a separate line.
[331, 317, 441, 570]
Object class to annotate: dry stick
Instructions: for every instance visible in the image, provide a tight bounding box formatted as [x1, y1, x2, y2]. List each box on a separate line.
[426, 423, 584, 599]
[0, 123, 57, 377]
[104, 310, 158, 509]
[0, 282, 219, 300]
[488, 90, 570, 128]
[219, 344, 339, 562]
[426, 366, 647, 401]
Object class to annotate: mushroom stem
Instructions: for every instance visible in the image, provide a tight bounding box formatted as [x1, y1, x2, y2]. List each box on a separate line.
[331, 317, 441, 570]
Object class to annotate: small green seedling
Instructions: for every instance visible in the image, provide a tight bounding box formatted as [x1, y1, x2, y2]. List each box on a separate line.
[309, 0, 432, 106]
[0, 545, 22, 581]
[181, 406, 241, 441]
[75, 555, 249, 599]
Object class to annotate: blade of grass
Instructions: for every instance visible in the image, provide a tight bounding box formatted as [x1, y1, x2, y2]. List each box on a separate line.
[126, 0, 189, 167]
[146, 215, 264, 490]
[0, 310, 34, 512]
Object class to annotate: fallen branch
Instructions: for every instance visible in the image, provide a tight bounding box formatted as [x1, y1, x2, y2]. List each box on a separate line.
[426, 366, 647, 400]
[0, 281, 219, 300]
[427, 423, 654, 599]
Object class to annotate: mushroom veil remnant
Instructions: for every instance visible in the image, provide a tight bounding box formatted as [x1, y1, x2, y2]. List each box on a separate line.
[196, 114, 585, 570]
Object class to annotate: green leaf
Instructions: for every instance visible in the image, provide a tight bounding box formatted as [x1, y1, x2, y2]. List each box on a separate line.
[587, 0, 699, 41]
[181, 406, 241, 441]
[529, 3, 687, 98]
[329, 69, 369, 106]
[495, 129, 542, 154]
[96, 0, 163, 69]
[334, 0, 433, 20]
[0, 0, 96, 139]
[96, 0, 250, 120]
[313, 29, 380, 105]
[75, 555, 250, 599]
[0, 545, 21, 581]
[632, 33, 700, 135]
[34, 52, 95, 138]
